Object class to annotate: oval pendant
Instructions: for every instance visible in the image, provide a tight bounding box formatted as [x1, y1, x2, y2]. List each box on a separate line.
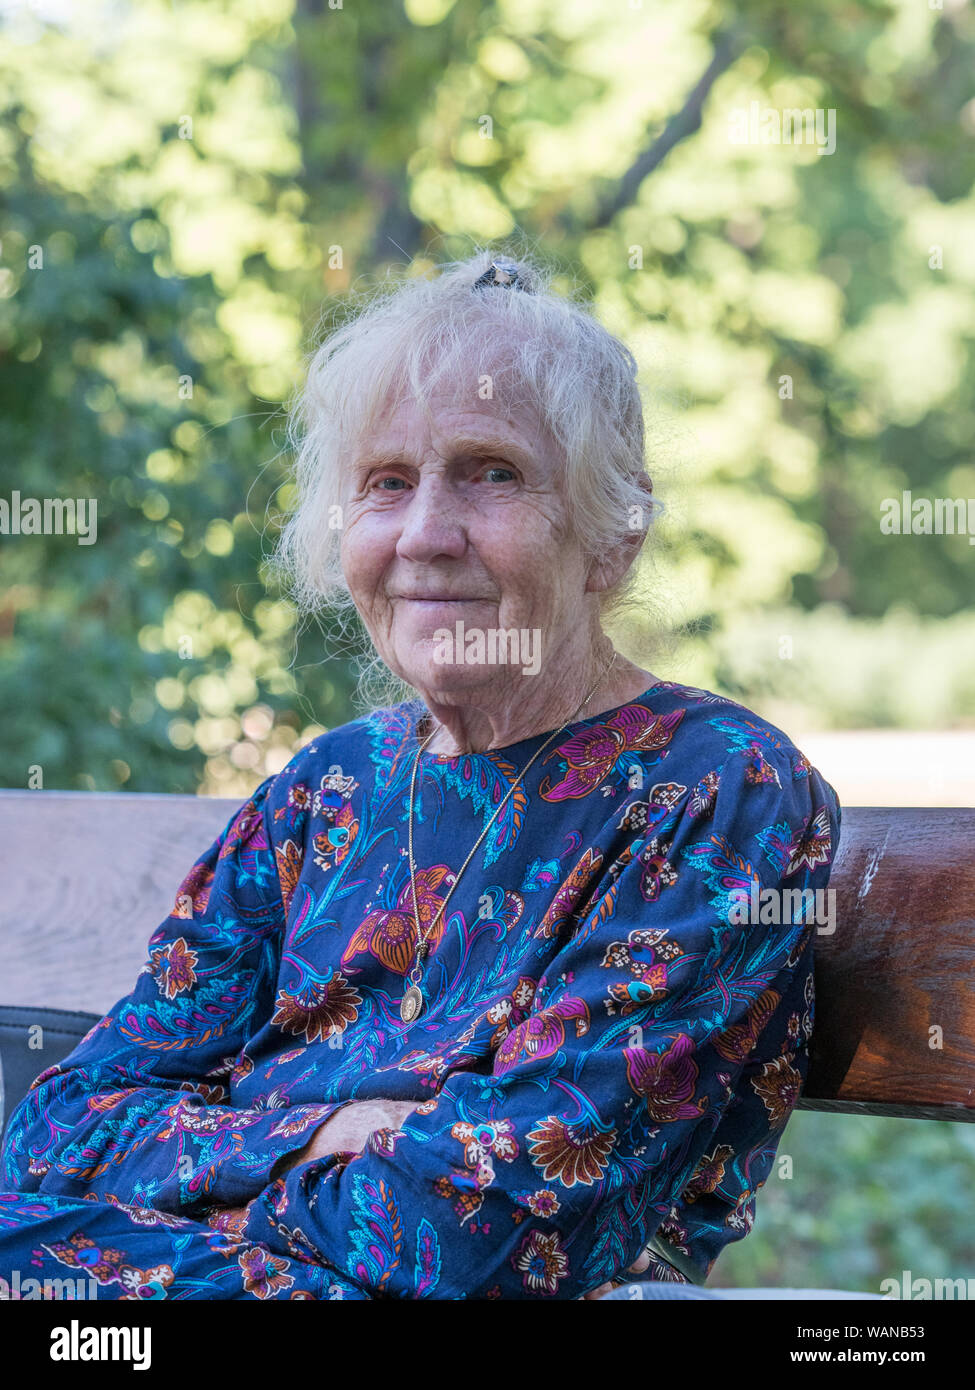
[400, 985, 423, 1023]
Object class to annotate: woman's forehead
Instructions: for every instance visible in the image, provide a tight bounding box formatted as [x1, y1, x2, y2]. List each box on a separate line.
[357, 392, 549, 458]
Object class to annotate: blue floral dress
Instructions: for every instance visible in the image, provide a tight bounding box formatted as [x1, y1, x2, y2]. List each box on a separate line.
[0, 681, 841, 1300]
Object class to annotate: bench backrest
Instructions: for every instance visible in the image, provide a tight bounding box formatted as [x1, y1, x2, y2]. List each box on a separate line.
[1, 791, 972, 1122]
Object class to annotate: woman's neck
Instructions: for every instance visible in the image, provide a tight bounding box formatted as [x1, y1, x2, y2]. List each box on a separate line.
[416, 653, 661, 755]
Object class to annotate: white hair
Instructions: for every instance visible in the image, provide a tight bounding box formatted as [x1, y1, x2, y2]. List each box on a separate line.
[271, 246, 675, 709]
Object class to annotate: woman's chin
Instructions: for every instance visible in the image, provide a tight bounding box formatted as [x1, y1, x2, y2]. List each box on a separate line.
[403, 662, 512, 701]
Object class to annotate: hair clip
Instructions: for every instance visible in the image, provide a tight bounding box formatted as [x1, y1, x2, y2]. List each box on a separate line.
[472, 259, 530, 292]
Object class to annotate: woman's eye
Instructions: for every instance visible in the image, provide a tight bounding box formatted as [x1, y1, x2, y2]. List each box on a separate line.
[483, 465, 515, 483]
[375, 476, 407, 491]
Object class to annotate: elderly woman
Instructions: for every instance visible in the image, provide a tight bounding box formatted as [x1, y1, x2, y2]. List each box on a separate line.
[0, 253, 840, 1301]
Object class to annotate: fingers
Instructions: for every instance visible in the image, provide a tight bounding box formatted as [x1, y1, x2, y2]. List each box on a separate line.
[582, 1281, 615, 1300]
[581, 1246, 653, 1300]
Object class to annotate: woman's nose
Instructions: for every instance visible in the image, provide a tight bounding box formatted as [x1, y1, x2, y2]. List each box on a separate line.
[394, 475, 467, 561]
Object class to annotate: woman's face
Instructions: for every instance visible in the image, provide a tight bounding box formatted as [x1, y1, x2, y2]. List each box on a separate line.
[340, 383, 597, 703]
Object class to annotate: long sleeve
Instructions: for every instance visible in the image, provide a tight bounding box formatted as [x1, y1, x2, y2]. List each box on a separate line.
[1, 773, 350, 1212]
[241, 744, 841, 1299]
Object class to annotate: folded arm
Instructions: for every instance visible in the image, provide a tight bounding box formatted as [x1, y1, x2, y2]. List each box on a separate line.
[1, 774, 350, 1212]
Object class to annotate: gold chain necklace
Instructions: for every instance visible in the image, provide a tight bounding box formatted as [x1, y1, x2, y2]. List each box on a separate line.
[400, 652, 617, 1024]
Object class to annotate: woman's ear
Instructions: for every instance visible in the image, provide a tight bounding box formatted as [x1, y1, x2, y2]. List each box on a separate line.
[584, 535, 639, 595]
[584, 477, 653, 594]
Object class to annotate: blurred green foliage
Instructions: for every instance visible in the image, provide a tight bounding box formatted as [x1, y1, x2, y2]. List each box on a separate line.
[0, 0, 973, 1290]
[714, 1111, 975, 1293]
[2, 0, 974, 795]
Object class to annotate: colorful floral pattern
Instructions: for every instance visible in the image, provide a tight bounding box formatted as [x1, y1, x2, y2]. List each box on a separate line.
[0, 681, 840, 1299]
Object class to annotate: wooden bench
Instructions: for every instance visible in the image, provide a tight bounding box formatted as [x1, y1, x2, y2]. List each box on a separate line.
[2, 791, 973, 1122]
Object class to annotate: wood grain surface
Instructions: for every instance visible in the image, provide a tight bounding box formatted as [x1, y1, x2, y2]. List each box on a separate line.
[1, 792, 972, 1120]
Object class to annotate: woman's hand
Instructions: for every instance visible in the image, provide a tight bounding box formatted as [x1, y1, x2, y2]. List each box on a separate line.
[580, 1246, 653, 1300]
[273, 1099, 419, 1179]
[274, 1100, 656, 1299]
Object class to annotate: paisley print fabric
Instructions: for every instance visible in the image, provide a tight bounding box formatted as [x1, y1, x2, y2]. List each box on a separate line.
[0, 680, 841, 1299]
